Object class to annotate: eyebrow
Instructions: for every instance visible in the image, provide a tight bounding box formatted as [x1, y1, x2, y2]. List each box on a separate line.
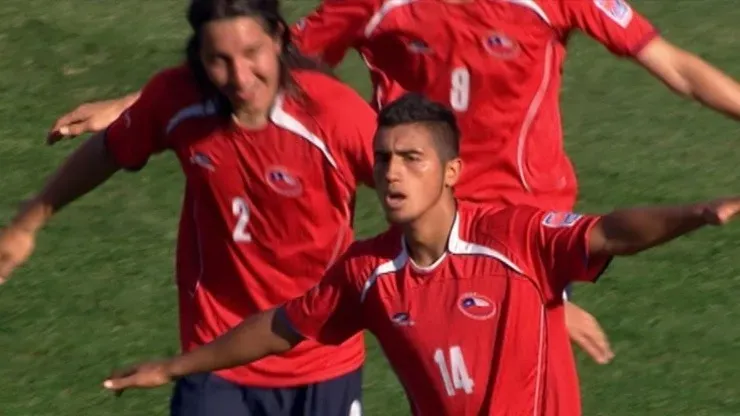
[374, 148, 424, 156]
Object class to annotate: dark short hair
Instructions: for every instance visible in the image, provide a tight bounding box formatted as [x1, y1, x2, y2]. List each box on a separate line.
[186, 0, 332, 116]
[377, 93, 460, 160]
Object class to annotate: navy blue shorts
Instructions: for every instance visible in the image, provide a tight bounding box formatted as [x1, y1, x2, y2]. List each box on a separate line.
[169, 367, 363, 416]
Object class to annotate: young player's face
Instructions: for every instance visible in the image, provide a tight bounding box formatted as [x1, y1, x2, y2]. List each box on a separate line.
[199, 16, 281, 119]
[373, 123, 460, 223]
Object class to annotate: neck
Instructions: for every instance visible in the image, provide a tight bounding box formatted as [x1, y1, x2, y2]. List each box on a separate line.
[232, 110, 269, 130]
[402, 195, 457, 268]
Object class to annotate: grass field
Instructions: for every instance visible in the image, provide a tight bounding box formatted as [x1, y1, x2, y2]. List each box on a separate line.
[1, 0, 740, 414]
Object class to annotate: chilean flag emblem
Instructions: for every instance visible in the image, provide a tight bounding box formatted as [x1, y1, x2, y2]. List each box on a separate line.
[458, 293, 497, 320]
[483, 32, 520, 59]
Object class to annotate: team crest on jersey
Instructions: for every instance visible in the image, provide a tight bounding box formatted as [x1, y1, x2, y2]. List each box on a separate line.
[265, 166, 303, 197]
[594, 0, 633, 28]
[542, 211, 583, 228]
[483, 32, 520, 59]
[458, 293, 497, 321]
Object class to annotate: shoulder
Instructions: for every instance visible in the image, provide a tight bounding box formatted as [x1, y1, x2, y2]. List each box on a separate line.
[138, 64, 222, 134]
[466, 203, 545, 240]
[336, 226, 404, 283]
[142, 64, 198, 95]
[280, 69, 376, 145]
[290, 69, 373, 116]
[454, 202, 543, 267]
[138, 64, 207, 116]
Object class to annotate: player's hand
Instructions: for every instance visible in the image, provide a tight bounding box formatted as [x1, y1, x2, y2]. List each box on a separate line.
[46, 99, 127, 145]
[564, 302, 614, 365]
[702, 197, 740, 225]
[0, 226, 36, 284]
[103, 360, 174, 394]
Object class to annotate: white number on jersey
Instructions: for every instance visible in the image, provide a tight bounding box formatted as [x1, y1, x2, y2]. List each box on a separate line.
[449, 67, 470, 112]
[232, 197, 252, 242]
[433, 346, 474, 396]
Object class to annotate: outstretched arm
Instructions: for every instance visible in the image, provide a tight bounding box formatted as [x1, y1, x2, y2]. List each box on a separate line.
[636, 37, 740, 120]
[12, 133, 120, 231]
[2, 69, 173, 283]
[589, 197, 740, 256]
[551, 0, 740, 120]
[47, 91, 141, 143]
[103, 250, 364, 393]
[103, 309, 303, 392]
[0, 133, 121, 282]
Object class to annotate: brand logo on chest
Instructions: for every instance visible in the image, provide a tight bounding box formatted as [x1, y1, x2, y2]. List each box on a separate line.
[391, 312, 415, 327]
[190, 152, 215, 172]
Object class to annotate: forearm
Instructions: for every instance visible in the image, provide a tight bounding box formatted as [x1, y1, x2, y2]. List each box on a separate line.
[676, 55, 740, 120]
[593, 203, 709, 256]
[166, 309, 299, 378]
[638, 39, 740, 120]
[11, 132, 120, 232]
[120, 91, 141, 110]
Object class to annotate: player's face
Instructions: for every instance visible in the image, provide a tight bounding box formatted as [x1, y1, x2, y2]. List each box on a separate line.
[199, 16, 281, 120]
[373, 124, 461, 224]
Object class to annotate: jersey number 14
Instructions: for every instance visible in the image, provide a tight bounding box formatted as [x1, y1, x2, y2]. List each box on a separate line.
[434, 346, 474, 396]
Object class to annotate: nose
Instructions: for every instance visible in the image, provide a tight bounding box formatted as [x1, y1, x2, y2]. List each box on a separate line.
[229, 59, 256, 89]
[384, 155, 403, 184]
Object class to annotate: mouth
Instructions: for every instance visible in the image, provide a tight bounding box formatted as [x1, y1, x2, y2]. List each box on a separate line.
[384, 191, 407, 209]
[235, 89, 256, 102]
[230, 85, 259, 103]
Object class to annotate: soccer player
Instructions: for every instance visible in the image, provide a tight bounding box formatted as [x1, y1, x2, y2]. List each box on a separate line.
[100, 93, 740, 415]
[0, 0, 376, 415]
[289, 0, 740, 391]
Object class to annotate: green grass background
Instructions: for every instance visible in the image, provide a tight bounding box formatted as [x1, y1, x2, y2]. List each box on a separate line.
[1, 1, 740, 414]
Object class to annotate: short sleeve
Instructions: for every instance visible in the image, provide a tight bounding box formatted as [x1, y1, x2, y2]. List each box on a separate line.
[553, 0, 659, 57]
[291, 0, 380, 67]
[506, 206, 613, 301]
[328, 87, 377, 188]
[104, 71, 170, 171]
[281, 255, 363, 345]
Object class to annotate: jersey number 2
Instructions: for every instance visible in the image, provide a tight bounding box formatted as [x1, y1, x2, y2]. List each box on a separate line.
[434, 346, 474, 396]
[449, 67, 470, 112]
[232, 197, 252, 242]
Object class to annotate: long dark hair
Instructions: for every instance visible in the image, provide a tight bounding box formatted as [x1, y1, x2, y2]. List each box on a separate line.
[186, 0, 332, 116]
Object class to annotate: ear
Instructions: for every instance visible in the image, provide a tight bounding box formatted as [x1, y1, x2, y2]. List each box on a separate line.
[443, 157, 462, 188]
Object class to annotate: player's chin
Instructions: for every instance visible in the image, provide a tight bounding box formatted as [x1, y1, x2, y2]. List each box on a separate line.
[383, 207, 415, 225]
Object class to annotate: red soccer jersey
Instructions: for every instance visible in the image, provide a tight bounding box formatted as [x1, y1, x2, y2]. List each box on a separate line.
[284, 202, 611, 415]
[292, 0, 658, 210]
[104, 65, 376, 386]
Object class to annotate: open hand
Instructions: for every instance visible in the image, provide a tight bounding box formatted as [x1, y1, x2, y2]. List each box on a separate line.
[703, 197, 740, 225]
[565, 302, 614, 365]
[103, 360, 174, 394]
[47, 98, 129, 144]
